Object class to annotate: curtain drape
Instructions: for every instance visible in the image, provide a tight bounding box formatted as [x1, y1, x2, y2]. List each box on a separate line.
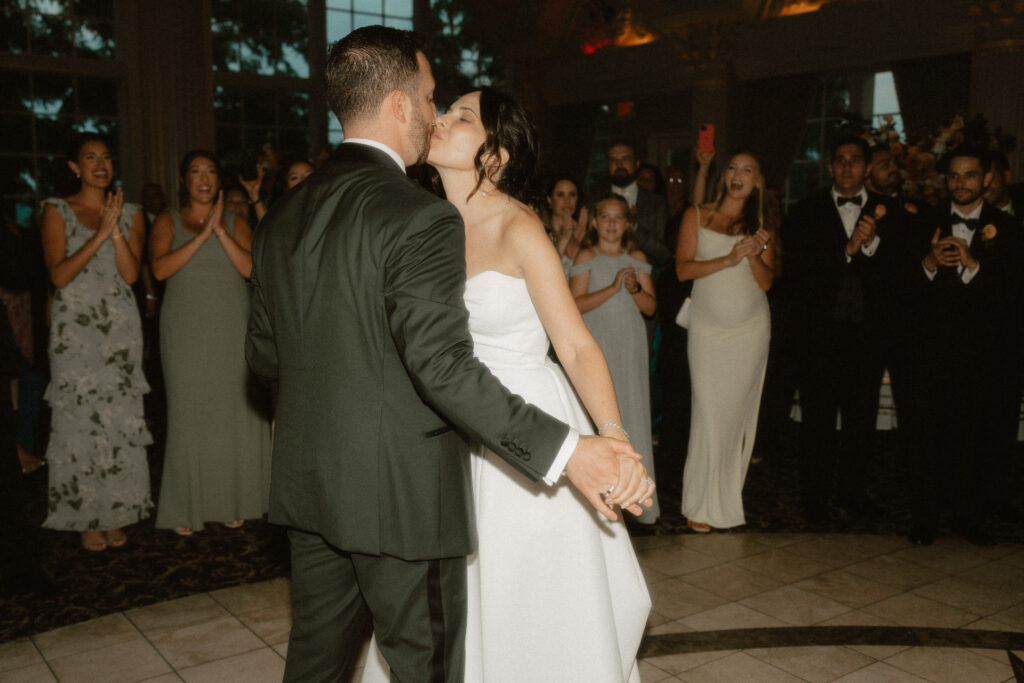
[737, 75, 819, 191]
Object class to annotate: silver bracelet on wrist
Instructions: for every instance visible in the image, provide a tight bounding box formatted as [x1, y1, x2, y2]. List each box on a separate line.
[598, 421, 629, 441]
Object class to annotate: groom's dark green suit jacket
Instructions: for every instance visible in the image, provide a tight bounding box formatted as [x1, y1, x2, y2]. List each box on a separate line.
[246, 143, 568, 560]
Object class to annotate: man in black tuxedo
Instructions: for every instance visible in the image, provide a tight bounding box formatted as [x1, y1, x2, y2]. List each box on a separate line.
[905, 147, 1021, 545]
[978, 150, 1024, 523]
[786, 136, 902, 523]
[246, 26, 647, 682]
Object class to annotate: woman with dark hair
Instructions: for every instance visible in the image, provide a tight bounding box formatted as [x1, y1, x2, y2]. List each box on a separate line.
[150, 149, 271, 536]
[238, 156, 314, 223]
[40, 133, 152, 551]
[676, 151, 775, 532]
[540, 176, 587, 272]
[570, 194, 659, 527]
[362, 88, 652, 682]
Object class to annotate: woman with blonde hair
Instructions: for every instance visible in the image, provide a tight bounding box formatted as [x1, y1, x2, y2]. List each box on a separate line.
[676, 151, 776, 531]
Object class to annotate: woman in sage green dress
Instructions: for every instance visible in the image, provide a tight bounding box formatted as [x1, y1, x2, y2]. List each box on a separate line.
[151, 150, 271, 535]
[40, 134, 152, 552]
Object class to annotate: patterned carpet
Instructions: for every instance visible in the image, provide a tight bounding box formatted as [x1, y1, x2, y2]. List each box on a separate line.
[2, 420, 1021, 644]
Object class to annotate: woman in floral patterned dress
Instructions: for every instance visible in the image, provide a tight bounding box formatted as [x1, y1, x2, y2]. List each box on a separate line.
[40, 134, 152, 552]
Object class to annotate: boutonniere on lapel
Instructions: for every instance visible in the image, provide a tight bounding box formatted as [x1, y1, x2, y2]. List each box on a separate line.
[872, 204, 887, 220]
[904, 202, 918, 214]
[980, 224, 997, 243]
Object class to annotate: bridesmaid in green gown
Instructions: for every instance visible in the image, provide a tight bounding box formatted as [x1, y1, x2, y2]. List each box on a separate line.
[40, 134, 152, 552]
[150, 150, 271, 535]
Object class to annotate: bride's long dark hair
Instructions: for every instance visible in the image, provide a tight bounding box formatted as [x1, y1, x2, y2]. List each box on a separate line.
[469, 87, 539, 204]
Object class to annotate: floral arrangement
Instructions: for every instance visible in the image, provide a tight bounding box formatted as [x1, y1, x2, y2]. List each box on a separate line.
[858, 114, 1016, 206]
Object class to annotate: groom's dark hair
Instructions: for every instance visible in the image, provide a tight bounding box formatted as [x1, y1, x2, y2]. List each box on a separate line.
[324, 25, 427, 127]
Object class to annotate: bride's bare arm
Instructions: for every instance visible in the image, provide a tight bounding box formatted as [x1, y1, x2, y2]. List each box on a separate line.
[507, 212, 653, 507]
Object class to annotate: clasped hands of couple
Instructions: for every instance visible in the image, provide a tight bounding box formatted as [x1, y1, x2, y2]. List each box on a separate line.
[566, 433, 655, 522]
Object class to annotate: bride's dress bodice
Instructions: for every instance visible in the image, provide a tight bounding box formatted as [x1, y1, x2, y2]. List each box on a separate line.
[464, 270, 549, 370]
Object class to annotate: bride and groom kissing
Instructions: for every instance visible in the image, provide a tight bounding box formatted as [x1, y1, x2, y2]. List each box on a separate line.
[246, 25, 656, 682]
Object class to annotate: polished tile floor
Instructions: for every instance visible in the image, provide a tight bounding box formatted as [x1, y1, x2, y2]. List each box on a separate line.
[2, 532, 1022, 682]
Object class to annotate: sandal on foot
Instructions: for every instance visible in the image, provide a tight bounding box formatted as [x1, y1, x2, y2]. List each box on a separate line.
[173, 526, 193, 536]
[224, 519, 244, 529]
[104, 529, 127, 548]
[81, 531, 108, 552]
[687, 520, 711, 533]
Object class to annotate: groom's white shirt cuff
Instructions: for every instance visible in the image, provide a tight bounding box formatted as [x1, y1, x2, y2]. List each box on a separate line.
[544, 429, 579, 484]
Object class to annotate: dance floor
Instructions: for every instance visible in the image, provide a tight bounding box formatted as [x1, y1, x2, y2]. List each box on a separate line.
[2, 530, 1022, 682]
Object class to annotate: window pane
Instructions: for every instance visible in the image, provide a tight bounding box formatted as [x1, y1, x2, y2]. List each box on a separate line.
[74, 17, 114, 58]
[243, 89, 276, 125]
[326, 9, 351, 43]
[215, 86, 242, 123]
[0, 156, 36, 196]
[0, 114, 33, 153]
[824, 78, 850, 117]
[787, 162, 820, 202]
[212, 0, 239, 35]
[279, 41, 309, 78]
[797, 122, 821, 161]
[239, 0, 275, 34]
[326, 0, 350, 9]
[29, 12, 72, 56]
[32, 73, 74, 116]
[239, 37, 275, 75]
[0, 9, 29, 54]
[243, 126, 272, 151]
[36, 114, 70, 154]
[278, 127, 308, 154]
[278, 90, 309, 121]
[352, 12, 378, 30]
[77, 76, 118, 117]
[0, 70, 31, 111]
[76, 117, 117, 139]
[213, 38, 240, 71]
[384, 0, 412, 16]
[77, 0, 114, 18]
[27, 0, 66, 15]
[37, 155, 69, 198]
[384, 16, 413, 29]
[328, 128, 345, 145]
[278, 1, 307, 42]
[216, 125, 242, 163]
[353, 0, 382, 12]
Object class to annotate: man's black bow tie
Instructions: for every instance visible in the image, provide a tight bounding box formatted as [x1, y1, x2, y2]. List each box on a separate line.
[954, 217, 981, 231]
[836, 195, 863, 207]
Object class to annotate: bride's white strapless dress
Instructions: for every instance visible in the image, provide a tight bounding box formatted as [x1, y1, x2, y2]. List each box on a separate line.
[361, 270, 650, 682]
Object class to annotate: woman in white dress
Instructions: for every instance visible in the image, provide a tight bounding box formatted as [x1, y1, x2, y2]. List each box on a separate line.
[676, 152, 776, 532]
[362, 88, 653, 682]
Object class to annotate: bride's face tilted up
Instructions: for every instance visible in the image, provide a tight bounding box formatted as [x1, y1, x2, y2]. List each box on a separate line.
[427, 91, 486, 172]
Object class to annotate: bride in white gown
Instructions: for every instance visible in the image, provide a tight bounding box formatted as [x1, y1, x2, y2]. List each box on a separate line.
[361, 89, 652, 682]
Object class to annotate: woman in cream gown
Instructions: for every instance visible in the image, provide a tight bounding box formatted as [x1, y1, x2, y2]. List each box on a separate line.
[362, 88, 653, 682]
[676, 152, 776, 532]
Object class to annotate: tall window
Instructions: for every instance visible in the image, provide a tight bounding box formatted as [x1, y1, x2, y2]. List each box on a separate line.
[783, 77, 851, 209]
[1, 2, 120, 226]
[2, 0, 115, 59]
[211, 0, 315, 168]
[870, 71, 903, 135]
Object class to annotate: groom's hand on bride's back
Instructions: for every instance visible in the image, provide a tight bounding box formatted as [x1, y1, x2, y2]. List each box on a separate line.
[565, 436, 655, 522]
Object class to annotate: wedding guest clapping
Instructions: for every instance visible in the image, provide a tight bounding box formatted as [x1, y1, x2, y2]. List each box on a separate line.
[676, 152, 775, 532]
[40, 134, 152, 551]
[541, 176, 587, 273]
[151, 150, 271, 536]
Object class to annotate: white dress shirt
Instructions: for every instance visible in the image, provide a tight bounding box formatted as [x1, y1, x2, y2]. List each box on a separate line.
[611, 181, 639, 208]
[831, 187, 879, 262]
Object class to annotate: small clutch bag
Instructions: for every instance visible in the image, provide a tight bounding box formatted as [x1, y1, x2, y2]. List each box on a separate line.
[675, 297, 692, 329]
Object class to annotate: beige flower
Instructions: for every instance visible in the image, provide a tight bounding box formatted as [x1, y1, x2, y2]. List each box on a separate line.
[981, 224, 997, 241]
[873, 204, 887, 220]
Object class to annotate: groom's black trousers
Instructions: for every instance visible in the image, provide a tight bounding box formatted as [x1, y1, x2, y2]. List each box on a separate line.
[284, 529, 467, 683]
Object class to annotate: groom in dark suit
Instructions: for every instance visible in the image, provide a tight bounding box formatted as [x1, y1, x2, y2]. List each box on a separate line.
[246, 26, 647, 682]
[905, 147, 1021, 546]
[786, 136, 902, 524]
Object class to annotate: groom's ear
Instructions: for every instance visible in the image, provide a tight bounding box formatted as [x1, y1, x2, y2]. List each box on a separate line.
[385, 89, 407, 124]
